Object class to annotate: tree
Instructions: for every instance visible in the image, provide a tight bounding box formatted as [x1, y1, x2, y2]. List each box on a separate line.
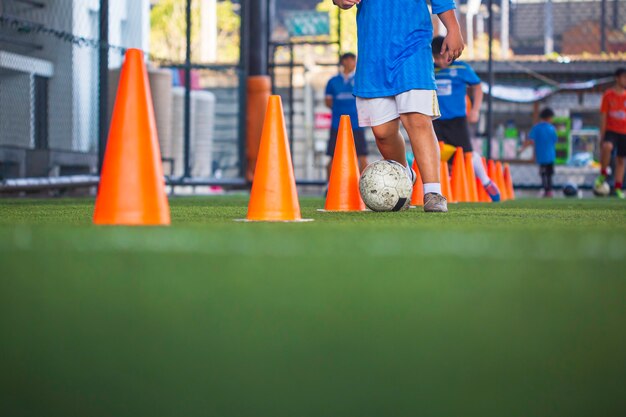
[150, 0, 240, 64]
[316, 0, 357, 54]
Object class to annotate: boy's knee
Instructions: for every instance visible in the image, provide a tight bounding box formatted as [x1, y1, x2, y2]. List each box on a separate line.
[372, 125, 398, 142]
[602, 141, 614, 152]
[401, 113, 432, 130]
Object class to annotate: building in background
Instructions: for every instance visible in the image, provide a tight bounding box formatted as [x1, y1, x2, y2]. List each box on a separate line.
[0, 0, 150, 178]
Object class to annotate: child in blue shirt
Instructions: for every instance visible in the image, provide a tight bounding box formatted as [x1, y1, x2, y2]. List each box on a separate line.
[332, 0, 464, 213]
[520, 108, 558, 197]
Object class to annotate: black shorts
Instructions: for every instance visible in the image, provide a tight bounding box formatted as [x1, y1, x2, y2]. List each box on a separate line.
[327, 128, 368, 157]
[604, 131, 626, 157]
[539, 163, 554, 176]
[432, 116, 473, 152]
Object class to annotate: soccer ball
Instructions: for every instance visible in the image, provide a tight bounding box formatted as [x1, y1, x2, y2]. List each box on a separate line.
[359, 160, 413, 212]
[563, 182, 579, 198]
[593, 180, 610, 197]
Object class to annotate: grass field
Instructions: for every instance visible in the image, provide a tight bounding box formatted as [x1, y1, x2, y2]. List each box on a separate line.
[1, 196, 625, 417]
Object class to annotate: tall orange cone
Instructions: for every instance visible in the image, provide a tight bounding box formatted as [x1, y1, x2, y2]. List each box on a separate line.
[451, 147, 470, 202]
[503, 163, 516, 200]
[410, 159, 424, 206]
[495, 161, 509, 201]
[477, 157, 491, 202]
[246, 95, 306, 221]
[94, 49, 170, 225]
[439, 142, 455, 203]
[464, 152, 478, 202]
[325, 116, 365, 211]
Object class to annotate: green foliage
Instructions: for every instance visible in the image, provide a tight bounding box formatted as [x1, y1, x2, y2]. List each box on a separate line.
[150, 0, 240, 64]
[316, 0, 357, 54]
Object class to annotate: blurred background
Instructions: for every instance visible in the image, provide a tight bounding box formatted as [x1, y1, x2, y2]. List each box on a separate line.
[0, 0, 624, 192]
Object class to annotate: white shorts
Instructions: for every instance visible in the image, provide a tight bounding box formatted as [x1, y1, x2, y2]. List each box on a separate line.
[356, 89, 441, 127]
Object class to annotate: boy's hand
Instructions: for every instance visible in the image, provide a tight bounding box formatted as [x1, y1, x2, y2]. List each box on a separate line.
[332, 0, 360, 9]
[468, 108, 480, 124]
[441, 30, 464, 63]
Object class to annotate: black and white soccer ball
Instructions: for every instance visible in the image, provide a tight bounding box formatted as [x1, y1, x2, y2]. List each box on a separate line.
[359, 160, 413, 212]
[562, 182, 579, 198]
[593, 180, 610, 197]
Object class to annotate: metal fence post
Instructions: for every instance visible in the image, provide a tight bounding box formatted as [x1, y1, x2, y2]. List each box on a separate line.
[486, 0, 494, 160]
[183, 0, 192, 178]
[98, 0, 109, 173]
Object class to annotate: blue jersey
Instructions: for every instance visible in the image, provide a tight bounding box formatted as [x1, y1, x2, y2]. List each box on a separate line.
[354, 0, 456, 98]
[434, 61, 481, 120]
[529, 121, 558, 164]
[325, 73, 360, 130]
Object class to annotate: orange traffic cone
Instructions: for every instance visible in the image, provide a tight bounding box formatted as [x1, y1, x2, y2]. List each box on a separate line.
[477, 157, 491, 202]
[451, 147, 470, 202]
[325, 116, 365, 211]
[439, 142, 455, 203]
[503, 163, 515, 200]
[464, 152, 478, 202]
[245, 95, 307, 221]
[410, 159, 424, 206]
[495, 161, 509, 201]
[94, 49, 170, 226]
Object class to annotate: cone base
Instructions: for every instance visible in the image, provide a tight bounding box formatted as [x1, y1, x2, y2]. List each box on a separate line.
[317, 209, 368, 213]
[235, 218, 314, 223]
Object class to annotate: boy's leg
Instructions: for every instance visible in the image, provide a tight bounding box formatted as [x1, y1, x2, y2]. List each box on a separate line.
[596, 134, 614, 187]
[614, 156, 625, 198]
[370, 118, 408, 167]
[399, 112, 439, 184]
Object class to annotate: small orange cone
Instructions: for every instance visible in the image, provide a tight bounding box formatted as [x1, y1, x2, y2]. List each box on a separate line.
[410, 159, 424, 206]
[495, 161, 509, 201]
[439, 142, 455, 203]
[94, 49, 170, 226]
[477, 157, 491, 202]
[451, 147, 470, 202]
[464, 153, 478, 203]
[246, 95, 305, 221]
[325, 116, 365, 211]
[503, 163, 515, 200]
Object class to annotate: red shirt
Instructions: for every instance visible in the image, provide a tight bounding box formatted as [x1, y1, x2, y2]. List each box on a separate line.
[601, 88, 626, 135]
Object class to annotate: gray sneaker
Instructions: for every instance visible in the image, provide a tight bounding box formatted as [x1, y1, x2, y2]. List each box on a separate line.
[423, 193, 448, 213]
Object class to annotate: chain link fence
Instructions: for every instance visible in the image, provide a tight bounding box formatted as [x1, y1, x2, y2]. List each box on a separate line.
[1, 0, 625, 191]
[0, 0, 244, 185]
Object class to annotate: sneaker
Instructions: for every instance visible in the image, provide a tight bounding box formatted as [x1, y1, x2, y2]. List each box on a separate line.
[423, 193, 448, 213]
[543, 190, 554, 198]
[615, 188, 625, 199]
[594, 174, 607, 189]
[484, 180, 501, 202]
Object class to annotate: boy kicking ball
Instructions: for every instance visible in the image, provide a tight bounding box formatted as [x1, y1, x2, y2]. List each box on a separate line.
[332, 0, 464, 213]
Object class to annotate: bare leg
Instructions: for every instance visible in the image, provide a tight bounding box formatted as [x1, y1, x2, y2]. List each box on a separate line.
[615, 156, 625, 185]
[600, 141, 613, 173]
[399, 112, 440, 184]
[370, 118, 408, 167]
[357, 156, 368, 173]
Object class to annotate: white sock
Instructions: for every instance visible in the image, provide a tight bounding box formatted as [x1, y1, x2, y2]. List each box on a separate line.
[472, 152, 491, 186]
[423, 183, 442, 195]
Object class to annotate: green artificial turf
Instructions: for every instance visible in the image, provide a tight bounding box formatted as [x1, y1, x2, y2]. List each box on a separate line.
[1, 197, 625, 417]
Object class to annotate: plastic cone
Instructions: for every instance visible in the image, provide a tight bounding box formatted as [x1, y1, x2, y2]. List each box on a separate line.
[464, 153, 478, 203]
[495, 161, 509, 201]
[324, 116, 366, 211]
[503, 163, 515, 200]
[439, 142, 455, 203]
[451, 147, 470, 202]
[477, 157, 491, 203]
[94, 49, 170, 226]
[410, 159, 424, 206]
[246, 95, 305, 221]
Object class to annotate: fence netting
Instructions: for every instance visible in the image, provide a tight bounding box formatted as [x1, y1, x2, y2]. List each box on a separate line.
[1, 0, 625, 189]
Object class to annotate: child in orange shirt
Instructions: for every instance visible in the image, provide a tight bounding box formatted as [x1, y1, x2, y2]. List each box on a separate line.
[596, 68, 626, 198]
